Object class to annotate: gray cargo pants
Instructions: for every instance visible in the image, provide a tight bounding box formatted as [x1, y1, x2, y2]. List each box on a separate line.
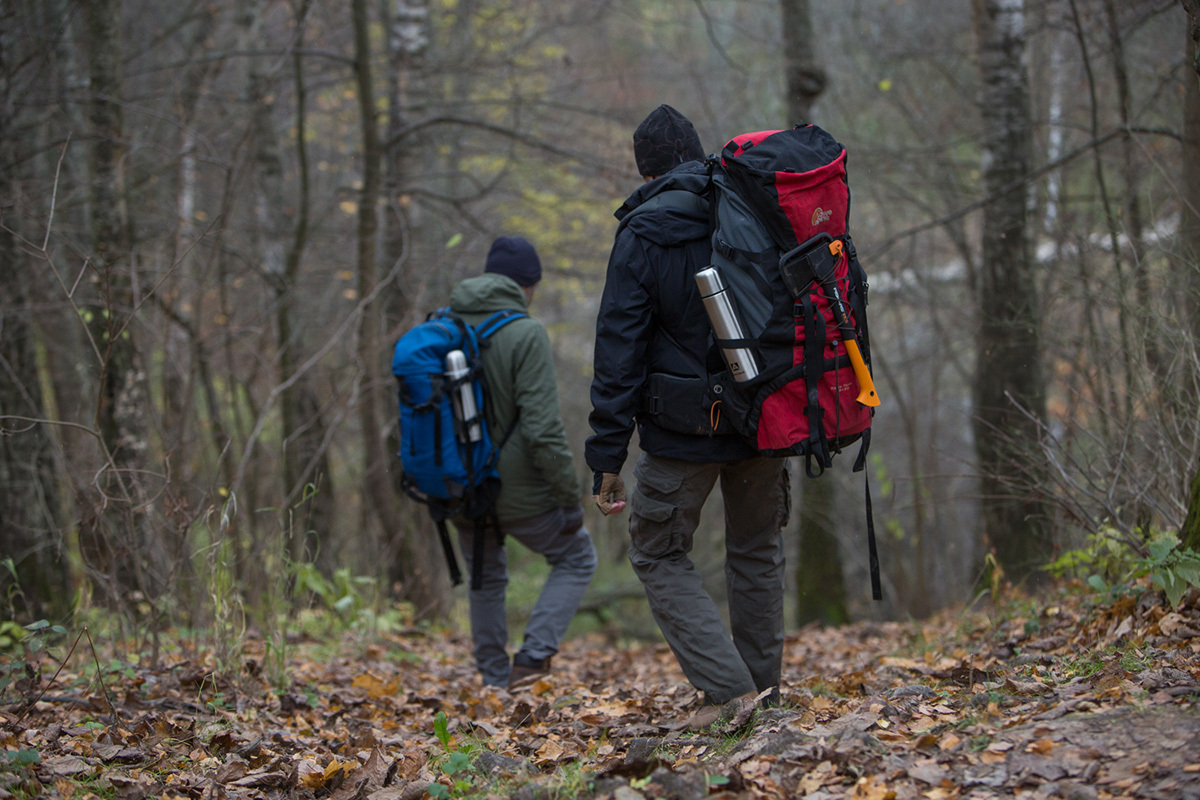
[628, 452, 788, 705]
[458, 505, 597, 687]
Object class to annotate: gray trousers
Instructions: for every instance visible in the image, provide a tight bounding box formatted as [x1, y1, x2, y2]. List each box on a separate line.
[458, 505, 597, 686]
[628, 452, 788, 705]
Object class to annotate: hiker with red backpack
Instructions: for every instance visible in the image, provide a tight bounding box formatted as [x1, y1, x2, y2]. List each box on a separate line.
[586, 105, 790, 729]
[440, 237, 597, 689]
[587, 105, 879, 729]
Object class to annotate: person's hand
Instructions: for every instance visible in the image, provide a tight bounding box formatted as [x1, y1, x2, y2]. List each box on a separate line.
[593, 472, 627, 516]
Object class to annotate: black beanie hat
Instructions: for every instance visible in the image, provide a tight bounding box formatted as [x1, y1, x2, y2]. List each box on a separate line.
[633, 104, 704, 177]
[484, 236, 542, 287]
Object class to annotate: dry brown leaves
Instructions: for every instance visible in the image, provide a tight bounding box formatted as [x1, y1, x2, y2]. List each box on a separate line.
[1, 583, 1198, 799]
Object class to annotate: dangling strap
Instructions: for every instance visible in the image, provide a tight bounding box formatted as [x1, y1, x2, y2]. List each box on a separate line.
[471, 517, 486, 591]
[436, 518, 463, 586]
[469, 508, 505, 591]
[847, 427, 880, 600]
[866, 469, 881, 601]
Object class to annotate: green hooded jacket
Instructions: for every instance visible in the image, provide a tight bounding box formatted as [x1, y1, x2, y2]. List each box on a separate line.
[449, 273, 581, 521]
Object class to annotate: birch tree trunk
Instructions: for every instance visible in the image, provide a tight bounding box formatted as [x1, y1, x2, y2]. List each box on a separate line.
[970, 0, 1050, 584]
[354, 0, 448, 618]
[382, 0, 453, 613]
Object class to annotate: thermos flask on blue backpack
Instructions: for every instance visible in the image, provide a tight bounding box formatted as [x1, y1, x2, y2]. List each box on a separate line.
[445, 350, 483, 442]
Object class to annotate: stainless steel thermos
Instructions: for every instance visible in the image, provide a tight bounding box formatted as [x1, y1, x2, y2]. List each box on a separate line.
[695, 267, 758, 382]
[444, 350, 482, 442]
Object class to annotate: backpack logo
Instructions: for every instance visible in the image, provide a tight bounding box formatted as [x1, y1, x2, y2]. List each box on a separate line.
[812, 207, 833, 226]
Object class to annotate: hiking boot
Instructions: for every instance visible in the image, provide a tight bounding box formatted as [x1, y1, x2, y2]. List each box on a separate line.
[684, 690, 759, 732]
[683, 703, 722, 731]
[507, 654, 551, 689]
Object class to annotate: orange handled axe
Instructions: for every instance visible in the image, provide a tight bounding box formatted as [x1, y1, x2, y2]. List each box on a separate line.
[821, 240, 880, 408]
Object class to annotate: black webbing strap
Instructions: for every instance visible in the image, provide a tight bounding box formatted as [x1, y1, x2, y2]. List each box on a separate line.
[471, 515, 486, 591]
[436, 517, 463, 586]
[866, 469, 882, 600]
[801, 295, 829, 478]
[469, 507, 504, 591]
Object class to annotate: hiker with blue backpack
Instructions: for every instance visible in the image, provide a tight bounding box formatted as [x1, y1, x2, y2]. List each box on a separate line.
[586, 105, 790, 730]
[392, 236, 596, 689]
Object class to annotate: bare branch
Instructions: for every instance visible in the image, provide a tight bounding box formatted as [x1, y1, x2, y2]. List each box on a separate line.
[386, 115, 632, 179]
[868, 125, 1179, 259]
[690, 0, 747, 74]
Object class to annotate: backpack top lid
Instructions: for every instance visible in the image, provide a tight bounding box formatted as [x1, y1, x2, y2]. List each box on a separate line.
[391, 312, 477, 383]
[720, 125, 849, 254]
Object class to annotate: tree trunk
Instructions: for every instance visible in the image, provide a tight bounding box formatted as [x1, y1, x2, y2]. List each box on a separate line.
[971, 0, 1051, 584]
[779, 0, 846, 624]
[0, 264, 67, 623]
[80, 0, 164, 607]
[1183, 3, 1200, 348]
[246, 0, 335, 570]
[0, 12, 69, 617]
[354, 0, 448, 618]
[780, 0, 827, 125]
[1105, 0, 1155, 379]
[1181, 3, 1200, 550]
[382, 0, 453, 612]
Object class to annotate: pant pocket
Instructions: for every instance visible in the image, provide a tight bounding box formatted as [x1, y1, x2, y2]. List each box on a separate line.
[629, 487, 678, 559]
[629, 456, 694, 560]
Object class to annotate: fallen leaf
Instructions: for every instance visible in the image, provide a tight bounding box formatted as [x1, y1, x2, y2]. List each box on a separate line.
[852, 775, 897, 799]
[534, 740, 564, 764]
[352, 673, 398, 699]
[42, 756, 91, 777]
[298, 758, 325, 789]
[907, 759, 947, 786]
[923, 783, 961, 799]
[1027, 738, 1054, 755]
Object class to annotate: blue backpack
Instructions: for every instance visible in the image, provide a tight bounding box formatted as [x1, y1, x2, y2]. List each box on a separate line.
[391, 308, 527, 588]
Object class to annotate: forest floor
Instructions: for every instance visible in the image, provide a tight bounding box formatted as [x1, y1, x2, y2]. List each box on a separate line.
[2, 581, 1199, 800]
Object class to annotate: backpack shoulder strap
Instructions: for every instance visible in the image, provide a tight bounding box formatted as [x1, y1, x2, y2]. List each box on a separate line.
[475, 308, 529, 340]
[470, 309, 529, 448]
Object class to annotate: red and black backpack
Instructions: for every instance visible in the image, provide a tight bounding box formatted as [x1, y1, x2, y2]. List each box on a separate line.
[705, 124, 882, 598]
[707, 125, 875, 472]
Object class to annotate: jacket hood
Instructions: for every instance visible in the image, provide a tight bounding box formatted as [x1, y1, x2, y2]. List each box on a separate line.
[449, 273, 530, 316]
[615, 160, 711, 248]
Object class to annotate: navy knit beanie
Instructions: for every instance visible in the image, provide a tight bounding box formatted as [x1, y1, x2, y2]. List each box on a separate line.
[633, 104, 704, 177]
[484, 236, 542, 287]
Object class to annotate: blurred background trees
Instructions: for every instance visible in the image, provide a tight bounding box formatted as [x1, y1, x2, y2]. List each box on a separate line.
[1, 0, 1197, 644]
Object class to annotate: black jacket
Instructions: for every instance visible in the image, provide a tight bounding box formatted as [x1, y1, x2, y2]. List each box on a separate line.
[586, 161, 757, 477]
